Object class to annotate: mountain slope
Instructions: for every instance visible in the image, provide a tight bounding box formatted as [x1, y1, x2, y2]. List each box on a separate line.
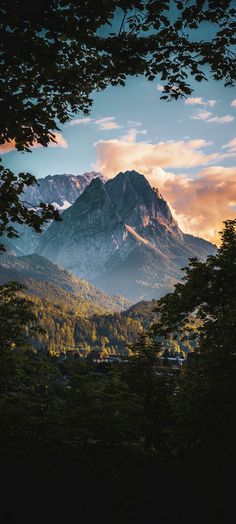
[37, 171, 216, 302]
[0, 253, 129, 312]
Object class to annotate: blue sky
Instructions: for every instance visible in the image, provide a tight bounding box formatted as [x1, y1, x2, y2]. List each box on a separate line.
[2, 74, 236, 177]
[1, 74, 236, 242]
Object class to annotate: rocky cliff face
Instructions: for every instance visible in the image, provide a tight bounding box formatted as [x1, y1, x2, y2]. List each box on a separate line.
[37, 171, 215, 301]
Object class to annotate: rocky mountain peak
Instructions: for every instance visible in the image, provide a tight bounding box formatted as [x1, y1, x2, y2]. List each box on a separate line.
[35, 169, 216, 303]
[81, 171, 104, 183]
[107, 170, 151, 195]
[104, 170, 178, 233]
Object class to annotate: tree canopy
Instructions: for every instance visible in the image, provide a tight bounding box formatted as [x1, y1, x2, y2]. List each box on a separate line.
[0, 0, 235, 151]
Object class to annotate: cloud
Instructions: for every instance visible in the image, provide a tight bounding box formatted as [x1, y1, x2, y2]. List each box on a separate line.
[0, 132, 68, 155]
[127, 120, 142, 127]
[223, 138, 236, 152]
[185, 97, 217, 107]
[157, 83, 184, 95]
[192, 110, 214, 121]
[48, 132, 68, 149]
[206, 115, 234, 124]
[159, 166, 236, 244]
[186, 97, 205, 106]
[121, 128, 147, 142]
[0, 140, 16, 154]
[231, 99, 236, 108]
[94, 135, 223, 175]
[95, 116, 121, 130]
[69, 117, 92, 126]
[192, 110, 234, 124]
[94, 134, 236, 243]
[69, 115, 122, 130]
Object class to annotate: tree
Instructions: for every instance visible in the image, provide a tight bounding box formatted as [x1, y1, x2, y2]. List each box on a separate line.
[0, 0, 235, 151]
[127, 332, 175, 450]
[154, 219, 236, 469]
[0, 166, 61, 251]
[0, 281, 40, 353]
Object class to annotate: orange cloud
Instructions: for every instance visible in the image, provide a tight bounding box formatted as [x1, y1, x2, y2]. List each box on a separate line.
[155, 166, 236, 245]
[94, 135, 236, 243]
[0, 132, 68, 155]
[0, 140, 16, 154]
[94, 134, 227, 174]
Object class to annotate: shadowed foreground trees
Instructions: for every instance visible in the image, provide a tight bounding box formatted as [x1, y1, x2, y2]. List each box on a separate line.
[154, 219, 236, 469]
[0, 220, 235, 522]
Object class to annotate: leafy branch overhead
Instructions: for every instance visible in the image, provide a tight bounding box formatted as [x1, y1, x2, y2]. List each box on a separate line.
[0, 0, 235, 150]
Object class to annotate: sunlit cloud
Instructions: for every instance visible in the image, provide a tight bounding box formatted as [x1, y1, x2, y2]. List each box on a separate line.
[231, 99, 236, 108]
[222, 137, 236, 152]
[192, 110, 213, 121]
[95, 116, 121, 130]
[0, 140, 16, 154]
[49, 133, 68, 149]
[69, 117, 92, 126]
[94, 135, 225, 174]
[0, 132, 68, 155]
[120, 128, 147, 143]
[206, 115, 234, 124]
[185, 97, 205, 105]
[156, 83, 183, 94]
[185, 97, 217, 107]
[159, 166, 236, 244]
[192, 110, 234, 124]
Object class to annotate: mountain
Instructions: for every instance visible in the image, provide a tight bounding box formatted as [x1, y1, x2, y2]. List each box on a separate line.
[3, 171, 103, 255]
[37, 170, 216, 302]
[0, 253, 129, 312]
[22, 171, 103, 210]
